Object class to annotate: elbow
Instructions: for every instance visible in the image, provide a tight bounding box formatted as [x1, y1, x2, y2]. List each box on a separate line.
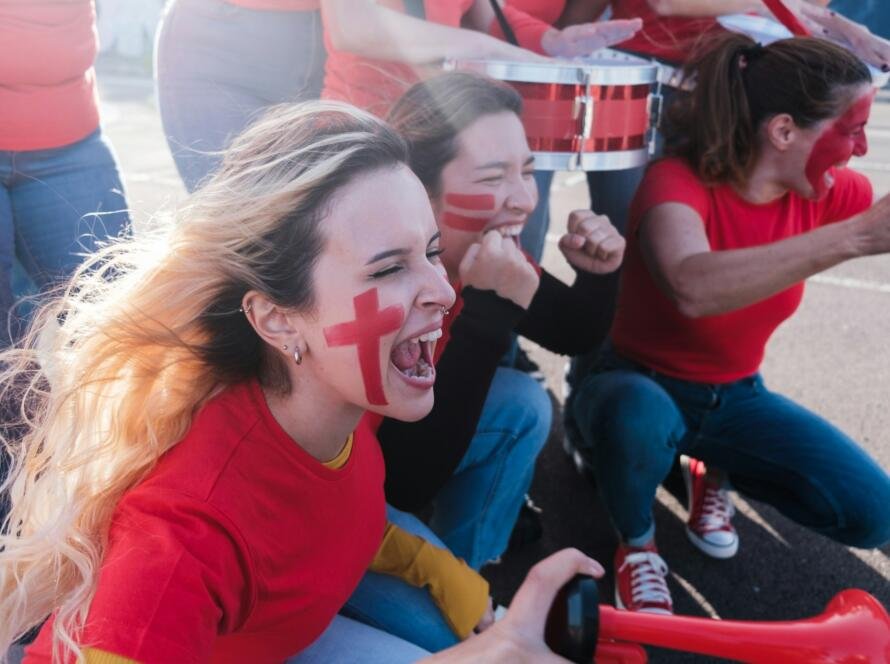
[667, 278, 713, 319]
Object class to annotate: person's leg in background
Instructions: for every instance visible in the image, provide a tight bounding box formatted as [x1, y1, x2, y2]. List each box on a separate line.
[428, 367, 552, 569]
[288, 614, 429, 664]
[10, 130, 130, 299]
[829, 0, 889, 39]
[0, 166, 15, 349]
[341, 506, 461, 653]
[155, 0, 327, 192]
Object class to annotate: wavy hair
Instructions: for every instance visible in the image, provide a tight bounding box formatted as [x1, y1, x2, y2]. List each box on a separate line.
[0, 101, 407, 660]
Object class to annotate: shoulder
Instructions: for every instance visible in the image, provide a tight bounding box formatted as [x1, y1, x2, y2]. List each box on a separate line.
[635, 158, 711, 223]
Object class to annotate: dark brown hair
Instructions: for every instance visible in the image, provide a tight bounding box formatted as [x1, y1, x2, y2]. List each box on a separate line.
[666, 34, 871, 185]
[387, 72, 523, 198]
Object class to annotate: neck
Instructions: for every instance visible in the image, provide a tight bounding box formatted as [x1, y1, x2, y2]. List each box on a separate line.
[732, 156, 791, 204]
[262, 375, 362, 463]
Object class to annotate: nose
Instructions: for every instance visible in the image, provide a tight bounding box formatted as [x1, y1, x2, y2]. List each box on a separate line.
[505, 171, 538, 216]
[853, 131, 868, 158]
[418, 260, 456, 313]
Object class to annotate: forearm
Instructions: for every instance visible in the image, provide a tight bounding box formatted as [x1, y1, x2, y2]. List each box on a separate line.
[646, 0, 764, 16]
[517, 269, 620, 355]
[662, 218, 861, 317]
[321, 0, 538, 64]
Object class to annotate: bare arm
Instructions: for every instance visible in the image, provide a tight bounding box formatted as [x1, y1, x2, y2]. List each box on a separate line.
[639, 194, 890, 318]
[320, 0, 544, 64]
[646, 0, 827, 18]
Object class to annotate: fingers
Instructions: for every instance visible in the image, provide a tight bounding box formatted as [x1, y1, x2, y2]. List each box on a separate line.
[458, 241, 482, 278]
[504, 549, 604, 638]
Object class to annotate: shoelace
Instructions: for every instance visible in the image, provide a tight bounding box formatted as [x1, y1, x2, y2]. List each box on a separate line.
[620, 551, 672, 606]
[696, 483, 735, 532]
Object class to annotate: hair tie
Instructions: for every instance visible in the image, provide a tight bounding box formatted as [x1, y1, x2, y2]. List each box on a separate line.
[738, 43, 766, 72]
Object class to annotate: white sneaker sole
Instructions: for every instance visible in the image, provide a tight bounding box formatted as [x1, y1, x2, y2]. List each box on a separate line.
[614, 588, 673, 616]
[681, 455, 739, 560]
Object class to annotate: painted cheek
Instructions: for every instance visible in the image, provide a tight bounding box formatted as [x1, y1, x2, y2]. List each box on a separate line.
[322, 288, 405, 406]
[805, 127, 850, 198]
[442, 192, 495, 233]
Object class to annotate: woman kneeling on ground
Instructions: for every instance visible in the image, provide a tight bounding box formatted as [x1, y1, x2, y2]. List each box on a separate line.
[569, 34, 890, 615]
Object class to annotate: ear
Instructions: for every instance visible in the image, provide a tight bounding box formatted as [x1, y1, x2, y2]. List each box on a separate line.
[242, 290, 306, 358]
[764, 113, 797, 153]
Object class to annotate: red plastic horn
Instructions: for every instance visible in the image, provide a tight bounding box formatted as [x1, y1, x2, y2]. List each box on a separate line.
[597, 589, 890, 663]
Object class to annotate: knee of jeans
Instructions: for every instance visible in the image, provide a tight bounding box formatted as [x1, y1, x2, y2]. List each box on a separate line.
[508, 373, 552, 451]
[840, 486, 890, 549]
[573, 371, 680, 457]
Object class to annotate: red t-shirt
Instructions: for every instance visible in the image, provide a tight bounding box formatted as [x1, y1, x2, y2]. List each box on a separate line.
[611, 158, 873, 383]
[26, 380, 386, 664]
[610, 0, 723, 63]
[0, 0, 100, 151]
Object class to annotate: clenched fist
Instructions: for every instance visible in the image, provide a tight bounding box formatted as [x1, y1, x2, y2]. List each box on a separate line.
[558, 210, 625, 274]
[459, 230, 540, 309]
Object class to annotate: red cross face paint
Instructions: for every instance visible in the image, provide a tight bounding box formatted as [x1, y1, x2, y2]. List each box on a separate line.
[441, 193, 496, 233]
[323, 288, 405, 406]
[805, 90, 874, 200]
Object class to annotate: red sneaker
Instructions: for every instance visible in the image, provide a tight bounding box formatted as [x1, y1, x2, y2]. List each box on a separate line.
[614, 542, 673, 615]
[682, 455, 738, 559]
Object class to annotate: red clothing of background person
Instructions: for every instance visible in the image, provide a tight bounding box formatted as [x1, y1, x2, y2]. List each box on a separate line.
[611, 157, 873, 384]
[610, 0, 722, 63]
[25, 380, 386, 664]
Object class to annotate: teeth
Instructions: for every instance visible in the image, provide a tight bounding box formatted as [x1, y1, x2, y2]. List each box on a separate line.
[417, 329, 443, 343]
[497, 225, 522, 237]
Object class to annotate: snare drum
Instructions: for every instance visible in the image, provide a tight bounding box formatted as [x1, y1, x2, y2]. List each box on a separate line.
[446, 50, 660, 171]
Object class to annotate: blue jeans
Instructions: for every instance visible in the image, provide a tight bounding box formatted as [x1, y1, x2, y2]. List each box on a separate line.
[343, 369, 551, 652]
[342, 506, 459, 652]
[829, 0, 890, 39]
[288, 614, 429, 664]
[0, 129, 129, 347]
[155, 0, 327, 191]
[430, 367, 552, 568]
[519, 170, 554, 263]
[571, 350, 890, 549]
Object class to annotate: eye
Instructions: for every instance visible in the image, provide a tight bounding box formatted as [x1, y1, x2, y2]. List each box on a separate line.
[370, 264, 404, 279]
[522, 169, 535, 179]
[426, 247, 445, 264]
[476, 175, 503, 185]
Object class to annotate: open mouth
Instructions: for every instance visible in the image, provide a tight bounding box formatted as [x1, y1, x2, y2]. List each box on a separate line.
[389, 329, 442, 386]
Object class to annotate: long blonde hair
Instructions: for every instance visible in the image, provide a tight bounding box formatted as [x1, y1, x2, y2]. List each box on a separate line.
[0, 101, 408, 660]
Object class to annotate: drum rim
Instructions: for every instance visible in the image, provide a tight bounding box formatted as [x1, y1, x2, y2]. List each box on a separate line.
[532, 148, 650, 172]
[446, 57, 659, 86]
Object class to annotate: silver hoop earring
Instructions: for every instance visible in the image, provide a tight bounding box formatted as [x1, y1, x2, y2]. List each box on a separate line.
[293, 347, 303, 365]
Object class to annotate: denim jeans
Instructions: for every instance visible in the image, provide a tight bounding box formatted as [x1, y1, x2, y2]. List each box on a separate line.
[829, 0, 890, 39]
[342, 506, 459, 652]
[342, 368, 551, 652]
[571, 350, 890, 549]
[288, 614, 429, 664]
[0, 128, 129, 347]
[519, 170, 554, 264]
[155, 0, 327, 192]
[430, 367, 552, 568]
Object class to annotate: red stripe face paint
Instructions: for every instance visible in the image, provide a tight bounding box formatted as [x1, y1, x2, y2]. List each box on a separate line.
[323, 288, 405, 406]
[805, 90, 874, 199]
[441, 193, 496, 232]
[441, 212, 490, 233]
[444, 193, 496, 210]
[762, 0, 810, 36]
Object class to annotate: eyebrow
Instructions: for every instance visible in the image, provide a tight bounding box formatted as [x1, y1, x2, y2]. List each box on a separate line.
[474, 156, 536, 171]
[365, 231, 442, 264]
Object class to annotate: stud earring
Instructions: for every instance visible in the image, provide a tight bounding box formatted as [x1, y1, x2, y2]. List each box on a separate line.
[293, 347, 303, 365]
[282, 344, 289, 351]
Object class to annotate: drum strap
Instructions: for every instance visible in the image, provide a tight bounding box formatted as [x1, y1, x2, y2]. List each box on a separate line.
[403, 0, 425, 20]
[488, 0, 519, 45]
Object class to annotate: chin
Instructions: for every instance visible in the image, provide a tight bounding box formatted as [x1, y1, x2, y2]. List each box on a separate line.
[379, 394, 435, 423]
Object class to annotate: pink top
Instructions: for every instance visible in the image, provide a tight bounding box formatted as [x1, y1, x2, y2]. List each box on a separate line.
[0, 0, 100, 151]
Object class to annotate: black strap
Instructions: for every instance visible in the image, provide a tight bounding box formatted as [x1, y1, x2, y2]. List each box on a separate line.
[403, 0, 426, 20]
[489, 0, 518, 46]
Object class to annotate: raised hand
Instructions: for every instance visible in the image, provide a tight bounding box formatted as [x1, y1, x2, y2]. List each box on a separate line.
[541, 18, 643, 59]
[558, 210, 625, 275]
[459, 230, 540, 309]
